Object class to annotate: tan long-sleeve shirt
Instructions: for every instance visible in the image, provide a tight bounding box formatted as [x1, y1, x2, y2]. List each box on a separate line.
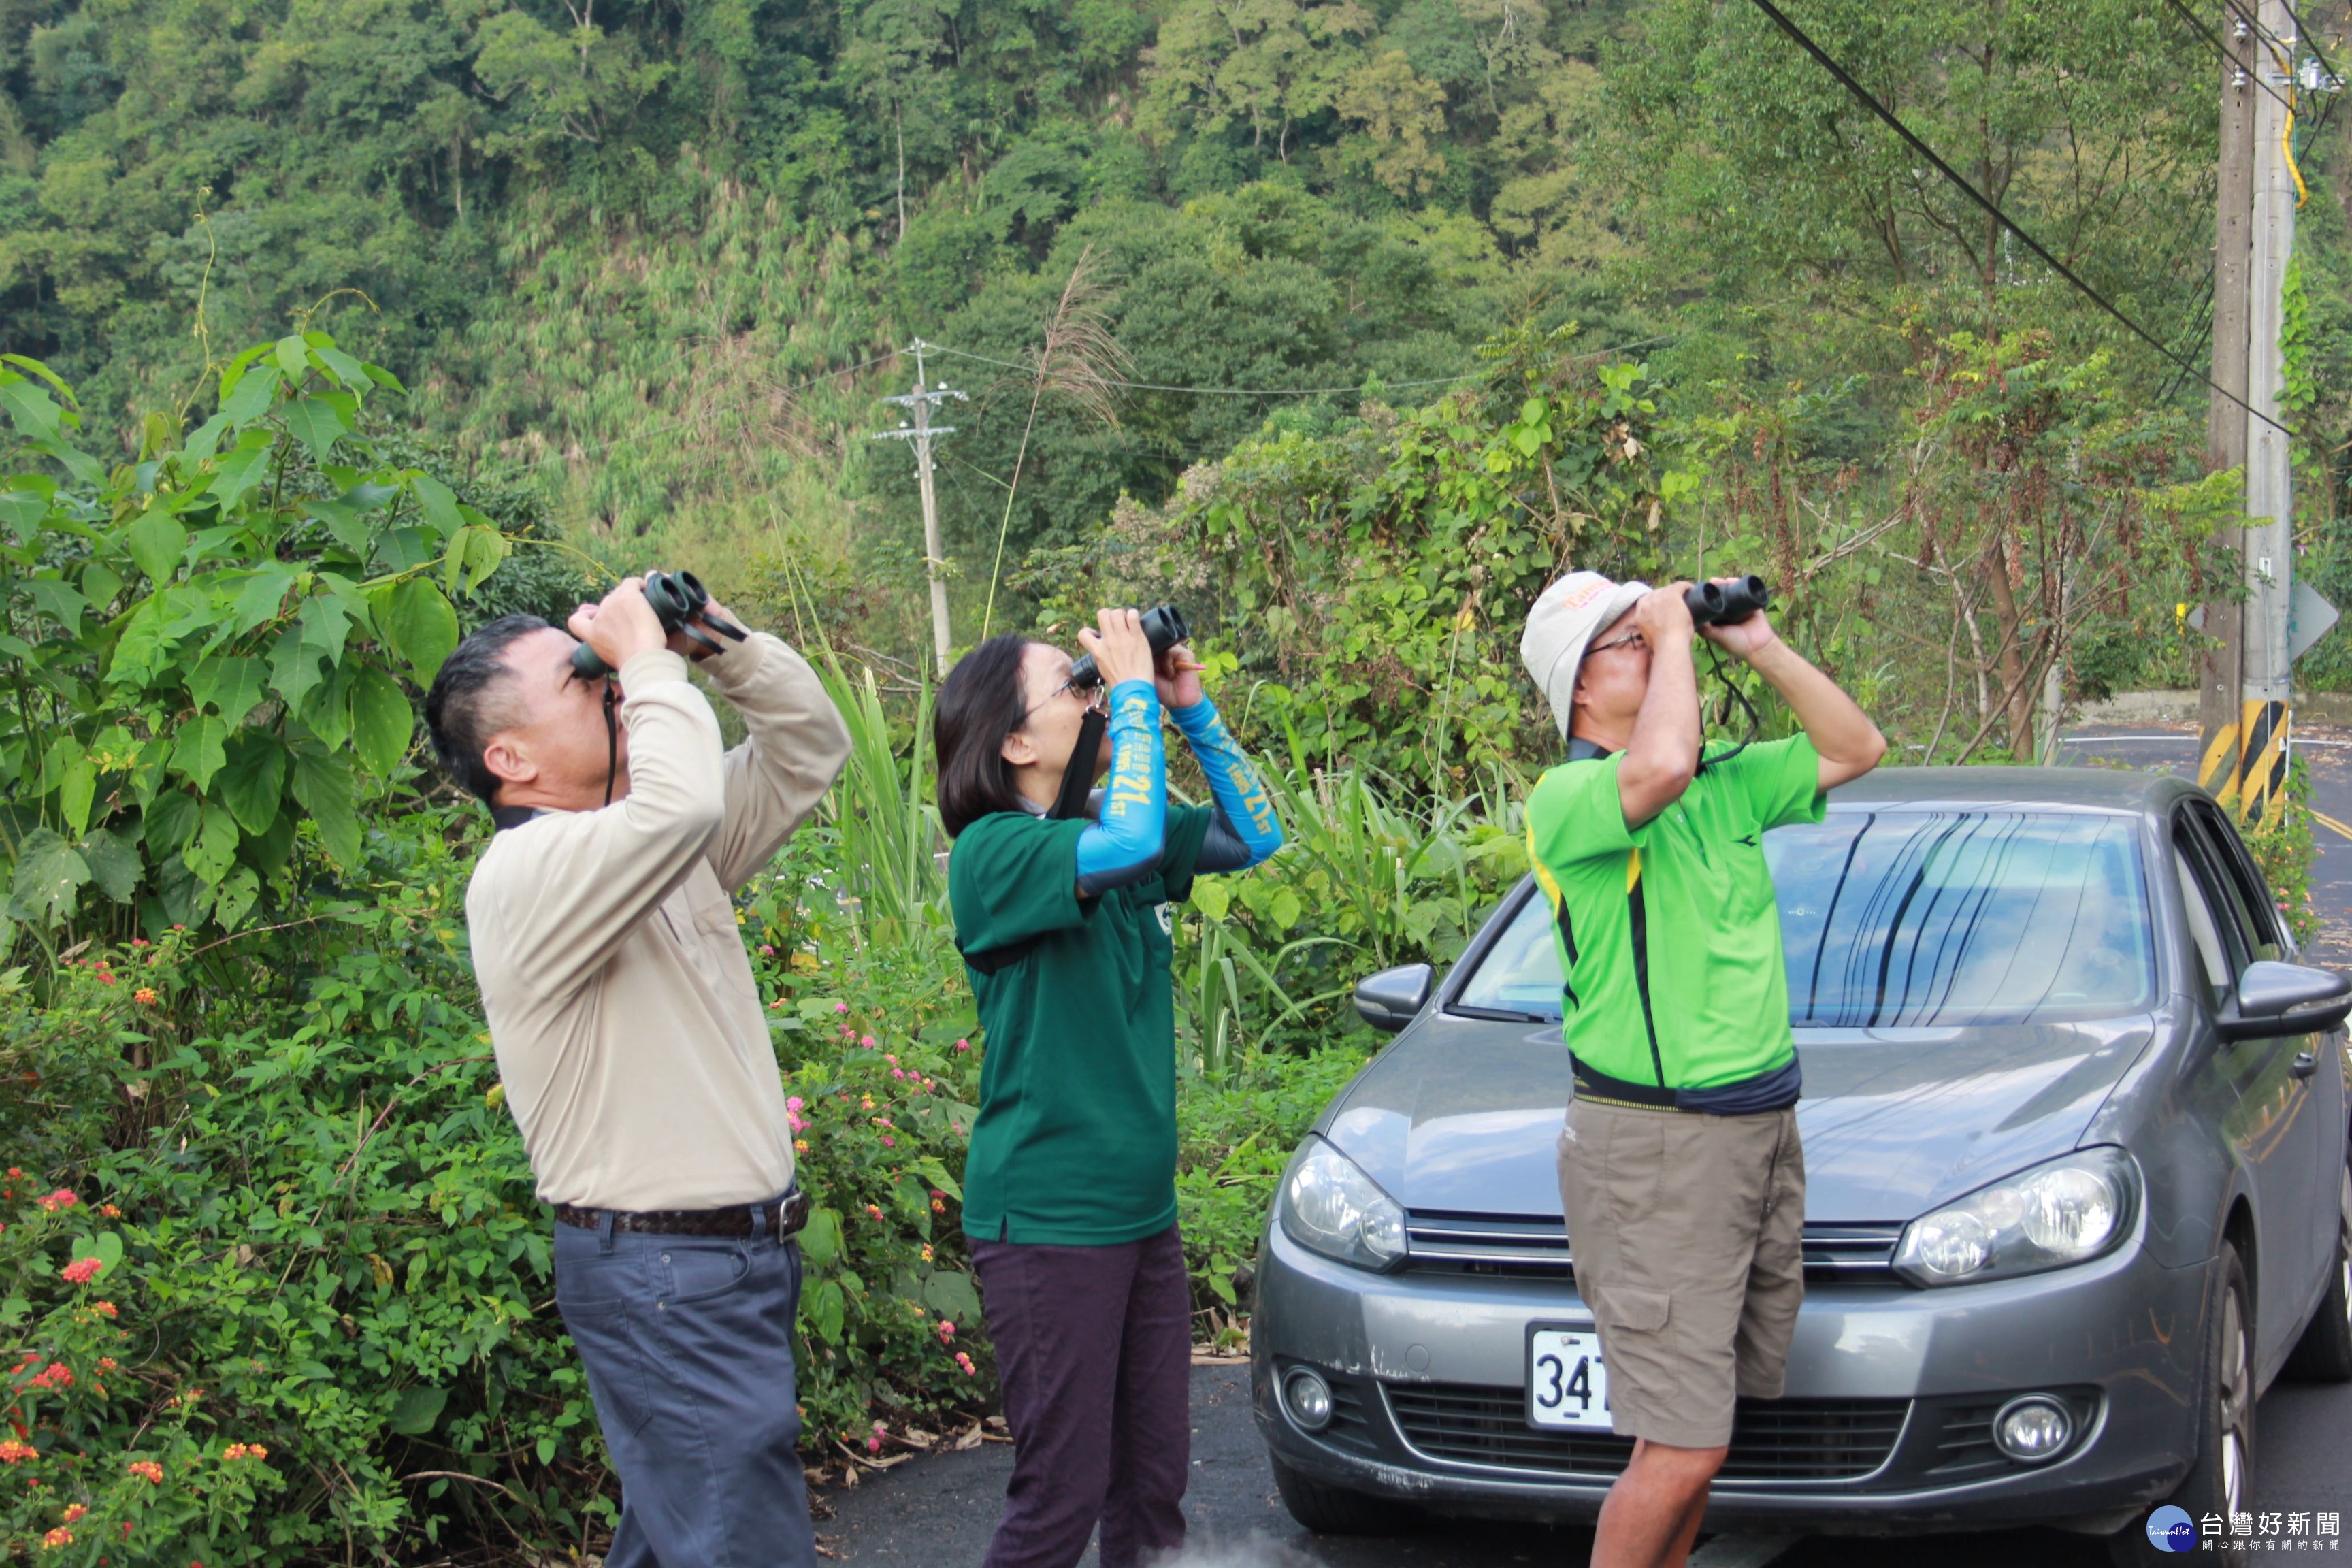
[467, 632, 851, 1211]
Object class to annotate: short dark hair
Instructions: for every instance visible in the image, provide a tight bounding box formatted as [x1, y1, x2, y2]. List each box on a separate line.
[425, 614, 550, 804]
[935, 634, 1034, 838]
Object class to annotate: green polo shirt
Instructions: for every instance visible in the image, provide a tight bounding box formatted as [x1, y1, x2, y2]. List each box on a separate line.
[949, 804, 1213, 1245]
[1525, 736, 1826, 1092]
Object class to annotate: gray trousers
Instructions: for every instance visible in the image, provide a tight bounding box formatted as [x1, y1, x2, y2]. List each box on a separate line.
[554, 1209, 815, 1568]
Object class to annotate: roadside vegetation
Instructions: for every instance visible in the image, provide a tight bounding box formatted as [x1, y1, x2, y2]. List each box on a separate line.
[4, 0, 2349, 1555]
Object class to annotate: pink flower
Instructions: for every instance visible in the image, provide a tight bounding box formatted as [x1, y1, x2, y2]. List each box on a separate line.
[866, 1435, 882, 1453]
[860, 1035, 876, 1049]
[874, 1118, 892, 1128]
[865, 1204, 884, 1221]
[885, 1054, 898, 1066]
[956, 1352, 977, 1375]
[786, 1096, 804, 1112]
[936, 1320, 956, 1342]
[760, 944, 776, 956]
[60, 1258, 101, 1285]
[35, 1190, 77, 1213]
[954, 1039, 971, 1053]
[891, 1068, 905, 1080]
[834, 1002, 850, 1014]
[880, 1137, 896, 1148]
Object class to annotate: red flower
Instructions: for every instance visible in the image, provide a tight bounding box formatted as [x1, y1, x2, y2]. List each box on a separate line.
[29, 1365, 72, 1391]
[60, 1504, 85, 1524]
[35, 1191, 77, 1213]
[127, 1460, 163, 1484]
[0, 1440, 37, 1463]
[39, 1526, 70, 1550]
[89, 1302, 116, 1319]
[61, 1258, 102, 1286]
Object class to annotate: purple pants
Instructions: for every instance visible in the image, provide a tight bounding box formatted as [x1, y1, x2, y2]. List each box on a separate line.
[970, 1224, 1191, 1568]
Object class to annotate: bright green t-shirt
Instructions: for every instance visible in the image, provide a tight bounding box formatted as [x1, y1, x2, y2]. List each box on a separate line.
[949, 804, 1213, 1245]
[1524, 736, 1827, 1092]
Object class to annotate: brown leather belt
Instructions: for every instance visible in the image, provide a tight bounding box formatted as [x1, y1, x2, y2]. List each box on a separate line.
[555, 1189, 811, 1240]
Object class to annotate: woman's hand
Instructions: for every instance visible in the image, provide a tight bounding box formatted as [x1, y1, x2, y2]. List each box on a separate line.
[1075, 607, 1157, 690]
[1156, 642, 1205, 710]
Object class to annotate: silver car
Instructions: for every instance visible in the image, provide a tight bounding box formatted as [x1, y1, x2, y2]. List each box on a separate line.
[1252, 768, 2352, 1555]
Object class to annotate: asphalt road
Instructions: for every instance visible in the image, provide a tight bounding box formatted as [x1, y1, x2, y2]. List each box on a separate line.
[821, 727, 2352, 1567]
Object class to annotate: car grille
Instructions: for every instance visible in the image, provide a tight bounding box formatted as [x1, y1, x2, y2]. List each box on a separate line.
[1320, 1373, 1384, 1460]
[1924, 1401, 2006, 1477]
[1404, 1214, 1905, 1283]
[1384, 1382, 1911, 1482]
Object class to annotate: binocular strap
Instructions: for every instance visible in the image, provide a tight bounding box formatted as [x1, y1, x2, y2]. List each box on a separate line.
[601, 681, 621, 808]
[1048, 709, 1108, 821]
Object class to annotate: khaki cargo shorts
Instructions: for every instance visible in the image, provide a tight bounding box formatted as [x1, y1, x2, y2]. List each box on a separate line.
[1555, 1095, 1805, 1450]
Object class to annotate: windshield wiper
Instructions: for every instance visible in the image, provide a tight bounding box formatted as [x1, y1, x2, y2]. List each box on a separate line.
[1448, 1004, 1558, 1024]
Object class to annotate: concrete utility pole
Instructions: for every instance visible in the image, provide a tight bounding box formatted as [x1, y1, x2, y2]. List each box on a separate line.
[872, 340, 968, 677]
[2239, 0, 2298, 825]
[2196, 4, 2258, 811]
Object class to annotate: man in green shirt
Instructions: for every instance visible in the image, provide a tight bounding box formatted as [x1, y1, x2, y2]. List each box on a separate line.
[1520, 572, 1885, 1568]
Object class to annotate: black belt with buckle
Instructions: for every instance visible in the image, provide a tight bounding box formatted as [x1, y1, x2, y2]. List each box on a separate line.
[554, 1188, 811, 1239]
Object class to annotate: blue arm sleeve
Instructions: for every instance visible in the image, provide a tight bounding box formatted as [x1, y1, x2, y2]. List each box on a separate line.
[1172, 697, 1284, 873]
[1073, 681, 1166, 897]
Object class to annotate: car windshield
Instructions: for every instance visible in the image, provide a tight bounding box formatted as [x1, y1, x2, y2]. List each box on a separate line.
[1454, 810, 2158, 1026]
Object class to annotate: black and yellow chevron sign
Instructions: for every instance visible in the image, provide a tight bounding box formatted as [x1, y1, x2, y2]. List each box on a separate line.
[2198, 701, 2291, 826]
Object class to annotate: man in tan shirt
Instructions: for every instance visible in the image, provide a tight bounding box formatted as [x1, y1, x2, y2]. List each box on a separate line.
[425, 575, 849, 1567]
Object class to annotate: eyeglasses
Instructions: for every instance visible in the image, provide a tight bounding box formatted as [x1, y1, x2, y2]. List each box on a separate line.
[1022, 676, 1109, 724]
[1587, 628, 1648, 657]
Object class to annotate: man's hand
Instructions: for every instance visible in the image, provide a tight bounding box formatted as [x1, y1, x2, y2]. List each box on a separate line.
[1156, 642, 1205, 710]
[1695, 578, 1779, 661]
[569, 578, 668, 677]
[1635, 581, 1697, 647]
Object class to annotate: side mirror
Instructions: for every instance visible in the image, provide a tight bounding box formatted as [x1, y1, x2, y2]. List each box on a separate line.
[2217, 960, 2352, 1041]
[1354, 963, 1434, 1034]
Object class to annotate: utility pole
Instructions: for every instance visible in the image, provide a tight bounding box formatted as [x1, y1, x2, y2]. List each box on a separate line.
[2239, 0, 2298, 825]
[2196, 3, 2258, 812]
[872, 339, 967, 677]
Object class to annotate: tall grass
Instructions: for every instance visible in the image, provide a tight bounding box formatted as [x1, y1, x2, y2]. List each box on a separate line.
[807, 652, 949, 949]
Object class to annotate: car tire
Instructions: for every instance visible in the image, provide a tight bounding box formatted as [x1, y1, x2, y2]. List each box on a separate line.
[2283, 1160, 2352, 1382]
[1269, 1455, 1423, 1535]
[2108, 1241, 2255, 1567]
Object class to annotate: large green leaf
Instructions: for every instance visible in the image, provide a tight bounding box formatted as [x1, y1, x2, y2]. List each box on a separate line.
[182, 802, 240, 885]
[216, 734, 287, 834]
[282, 396, 353, 465]
[218, 356, 279, 423]
[169, 716, 230, 791]
[300, 593, 353, 661]
[304, 492, 374, 556]
[125, 510, 189, 584]
[350, 667, 413, 777]
[290, 747, 361, 868]
[10, 829, 88, 926]
[0, 372, 63, 444]
[191, 655, 270, 728]
[269, 627, 327, 715]
[80, 828, 142, 903]
[301, 662, 354, 752]
[0, 485, 47, 542]
[410, 473, 461, 539]
[381, 577, 459, 685]
[206, 429, 280, 512]
[143, 791, 199, 855]
[227, 564, 299, 636]
[213, 864, 260, 930]
[58, 754, 96, 838]
[387, 1386, 448, 1437]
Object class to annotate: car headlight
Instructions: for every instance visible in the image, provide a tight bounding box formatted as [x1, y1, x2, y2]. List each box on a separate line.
[1894, 1146, 2138, 1286]
[1279, 1137, 1407, 1272]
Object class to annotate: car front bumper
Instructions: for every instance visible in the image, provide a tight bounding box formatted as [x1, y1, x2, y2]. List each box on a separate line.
[1252, 1218, 2211, 1533]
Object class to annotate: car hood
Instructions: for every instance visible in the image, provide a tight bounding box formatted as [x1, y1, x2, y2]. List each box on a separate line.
[1322, 1012, 2158, 1223]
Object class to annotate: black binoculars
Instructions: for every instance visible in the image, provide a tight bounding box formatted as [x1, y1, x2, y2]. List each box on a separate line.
[1684, 576, 1770, 627]
[570, 570, 749, 681]
[1066, 604, 1192, 691]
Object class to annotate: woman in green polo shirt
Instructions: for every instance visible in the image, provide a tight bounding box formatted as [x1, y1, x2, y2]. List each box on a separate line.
[932, 607, 1283, 1568]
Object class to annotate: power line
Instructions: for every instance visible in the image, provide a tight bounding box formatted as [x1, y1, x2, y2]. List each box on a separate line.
[1743, 0, 2294, 438]
[2164, 0, 2296, 112]
[925, 343, 1482, 397]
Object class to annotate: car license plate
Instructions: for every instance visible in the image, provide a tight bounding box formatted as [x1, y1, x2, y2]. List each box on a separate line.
[1526, 1325, 1612, 1431]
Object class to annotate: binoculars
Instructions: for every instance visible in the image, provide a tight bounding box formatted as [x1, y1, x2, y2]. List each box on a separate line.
[570, 570, 749, 681]
[1066, 604, 1192, 690]
[1684, 576, 1770, 627]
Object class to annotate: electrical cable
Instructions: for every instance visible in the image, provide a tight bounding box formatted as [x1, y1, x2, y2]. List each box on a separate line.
[925, 343, 1483, 397]
[2163, 0, 2296, 112]
[1743, 0, 2296, 439]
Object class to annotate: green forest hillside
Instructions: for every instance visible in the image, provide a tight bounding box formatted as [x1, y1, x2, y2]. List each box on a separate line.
[7, 0, 2352, 714]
